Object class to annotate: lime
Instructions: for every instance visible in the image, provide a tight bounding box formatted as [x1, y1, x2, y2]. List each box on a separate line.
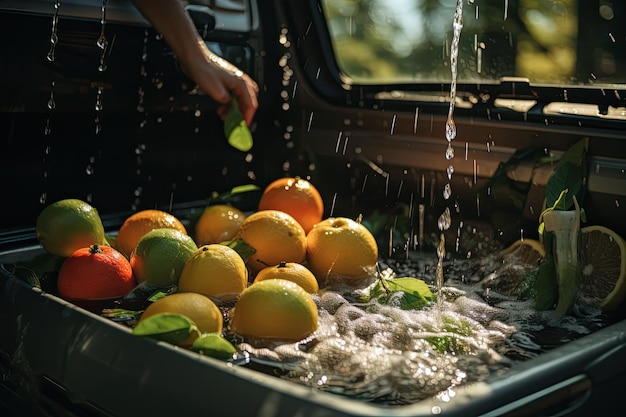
[130, 228, 197, 288]
[35, 198, 108, 257]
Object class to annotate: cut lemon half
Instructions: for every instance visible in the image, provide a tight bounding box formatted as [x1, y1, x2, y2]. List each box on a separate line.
[499, 238, 545, 266]
[579, 225, 626, 310]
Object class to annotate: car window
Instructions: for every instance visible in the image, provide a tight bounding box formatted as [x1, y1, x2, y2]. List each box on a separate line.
[320, 0, 626, 88]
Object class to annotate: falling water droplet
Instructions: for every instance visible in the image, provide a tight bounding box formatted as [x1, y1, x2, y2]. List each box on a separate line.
[446, 165, 454, 180]
[438, 207, 451, 231]
[445, 118, 456, 142]
[44, 118, 52, 135]
[97, 0, 109, 72]
[445, 143, 455, 160]
[330, 193, 337, 217]
[46, 0, 61, 62]
[47, 84, 56, 110]
[307, 112, 314, 132]
[335, 131, 343, 153]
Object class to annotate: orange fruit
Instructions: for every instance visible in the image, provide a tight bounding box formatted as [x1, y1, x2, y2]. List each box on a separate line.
[115, 209, 188, 258]
[35, 198, 108, 258]
[253, 261, 319, 294]
[130, 228, 197, 288]
[57, 243, 135, 305]
[257, 177, 324, 233]
[178, 244, 249, 302]
[229, 279, 318, 340]
[138, 292, 223, 346]
[306, 217, 378, 286]
[194, 204, 246, 245]
[234, 210, 307, 273]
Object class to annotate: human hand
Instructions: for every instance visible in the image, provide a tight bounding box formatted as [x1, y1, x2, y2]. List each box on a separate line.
[130, 0, 259, 126]
[181, 44, 259, 126]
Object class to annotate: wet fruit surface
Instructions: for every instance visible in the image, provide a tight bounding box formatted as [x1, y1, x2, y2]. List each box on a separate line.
[57, 243, 135, 301]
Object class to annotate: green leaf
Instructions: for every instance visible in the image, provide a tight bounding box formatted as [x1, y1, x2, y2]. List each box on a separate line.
[221, 238, 256, 262]
[132, 313, 198, 345]
[191, 333, 237, 360]
[546, 162, 582, 210]
[101, 308, 143, 321]
[147, 288, 176, 303]
[426, 315, 475, 354]
[230, 184, 261, 195]
[224, 99, 253, 152]
[369, 277, 435, 310]
[557, 137, 588, 168]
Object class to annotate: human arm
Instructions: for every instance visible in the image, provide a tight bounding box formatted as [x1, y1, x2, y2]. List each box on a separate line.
[131, 0, 259, 125]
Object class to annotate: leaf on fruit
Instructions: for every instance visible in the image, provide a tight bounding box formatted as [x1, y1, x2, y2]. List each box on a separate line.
[191, 332, 237, 360]
[132, 313, 198, 345]
[221, 238, 256, 262]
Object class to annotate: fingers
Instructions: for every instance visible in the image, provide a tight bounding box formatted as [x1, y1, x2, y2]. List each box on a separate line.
[182, 51, 259, 126]
[234, 74, 259, 126]
[213, 71, 259, 126]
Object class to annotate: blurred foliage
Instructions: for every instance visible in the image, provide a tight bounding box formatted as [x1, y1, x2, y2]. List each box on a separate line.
[321, 0, 626, 85]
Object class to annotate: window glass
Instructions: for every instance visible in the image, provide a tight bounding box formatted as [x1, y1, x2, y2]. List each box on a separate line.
[321, 0, 626, 87]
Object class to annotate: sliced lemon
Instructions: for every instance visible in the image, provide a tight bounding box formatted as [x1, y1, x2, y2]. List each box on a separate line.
[499, 238, 545, 266]
[579, 225, 626, 310]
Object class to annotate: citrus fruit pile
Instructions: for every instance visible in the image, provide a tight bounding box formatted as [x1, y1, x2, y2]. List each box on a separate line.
[32, 177, 380, 356]
[32, 176, 626, 360]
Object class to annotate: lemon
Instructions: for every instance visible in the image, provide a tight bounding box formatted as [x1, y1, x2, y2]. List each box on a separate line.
[306, 217, 378, 285]
[130, 228, 197, 288]
[579, 225, 626, 310]
[499, 238, 545, 266]
[230, 279, 318, 340]
[234, 210, 306, 273]
[253, 261, 319, 294]
[178, 244, 249, 302]
[35, 198, 108, 257]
